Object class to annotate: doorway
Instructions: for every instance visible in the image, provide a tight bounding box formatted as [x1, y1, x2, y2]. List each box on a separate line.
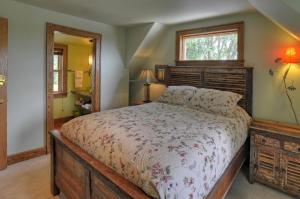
[46, 23, 101, 152]
[0, 17, 8, 170]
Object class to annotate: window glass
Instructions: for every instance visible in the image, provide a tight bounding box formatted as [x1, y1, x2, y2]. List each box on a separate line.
[176, 22, 244, 66]
[53, 55, 59, 70]
[183, 32, 238, 60]
[53, 71, 59, 92]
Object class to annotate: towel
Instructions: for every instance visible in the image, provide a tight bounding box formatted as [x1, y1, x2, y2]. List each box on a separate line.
[75, 70, 83, 88]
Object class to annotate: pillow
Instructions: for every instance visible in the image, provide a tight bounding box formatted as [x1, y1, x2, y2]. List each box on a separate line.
[158, 86, 197, 105]
[188, 88, 242, 115]
[226, 106, 252, 125]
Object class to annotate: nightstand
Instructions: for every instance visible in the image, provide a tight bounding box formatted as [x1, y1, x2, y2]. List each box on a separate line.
[249, 119, 300, 197]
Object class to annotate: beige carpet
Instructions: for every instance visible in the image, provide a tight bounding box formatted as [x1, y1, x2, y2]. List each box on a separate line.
[0, 155, 296, 199]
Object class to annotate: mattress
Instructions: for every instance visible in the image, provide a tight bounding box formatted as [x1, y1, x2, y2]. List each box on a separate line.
[61, 102, 251, 199]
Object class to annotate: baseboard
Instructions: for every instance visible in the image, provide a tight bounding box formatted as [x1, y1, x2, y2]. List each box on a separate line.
[8, 147, 46, 165]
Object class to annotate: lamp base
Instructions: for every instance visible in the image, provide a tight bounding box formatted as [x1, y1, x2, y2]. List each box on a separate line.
[144, 83, 151, 103]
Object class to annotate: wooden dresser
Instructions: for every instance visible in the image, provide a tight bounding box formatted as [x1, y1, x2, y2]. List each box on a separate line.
[249, 119, 300, 197]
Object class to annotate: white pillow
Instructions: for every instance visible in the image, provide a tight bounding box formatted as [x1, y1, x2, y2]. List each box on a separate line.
[158, 86, 197, 105]
[188, 88, 242, 115]
[226, 106, 252, 125]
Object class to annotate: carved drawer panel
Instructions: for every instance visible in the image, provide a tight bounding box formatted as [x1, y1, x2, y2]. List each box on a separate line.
[253, 146, 280, 185]
[91, 174, 122, 199]
[284, 141, 300, 154]
[250, 121, 300, 198]
[281, 153, 300, 195]
[254, 134, 280, 148]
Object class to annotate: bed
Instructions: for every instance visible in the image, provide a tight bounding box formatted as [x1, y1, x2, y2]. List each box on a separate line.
[50, 65, 253, 199]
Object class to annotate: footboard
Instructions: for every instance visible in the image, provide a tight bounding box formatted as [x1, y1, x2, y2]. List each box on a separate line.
[50, 130, 247, 199]
[50, 130, 151, 199]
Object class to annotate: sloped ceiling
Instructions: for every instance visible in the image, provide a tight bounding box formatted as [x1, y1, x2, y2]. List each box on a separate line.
[14, 0, 253, 26]
[126, 23, 167, 78]
[249, 0, 300, 40]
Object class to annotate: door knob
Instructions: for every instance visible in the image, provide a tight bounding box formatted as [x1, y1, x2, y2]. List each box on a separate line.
[0, 75, 6, 86]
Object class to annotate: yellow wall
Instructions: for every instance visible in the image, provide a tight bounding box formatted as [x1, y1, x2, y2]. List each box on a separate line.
[53, 43, 92, 119]
[130, 11, 300, 125]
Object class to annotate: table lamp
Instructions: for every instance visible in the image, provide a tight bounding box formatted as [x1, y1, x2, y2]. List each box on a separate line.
[139, 69, 157, 103]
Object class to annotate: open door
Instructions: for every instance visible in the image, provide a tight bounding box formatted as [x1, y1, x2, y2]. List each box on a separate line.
[46, 23, 101, 152]
[0, 17, 8, 170]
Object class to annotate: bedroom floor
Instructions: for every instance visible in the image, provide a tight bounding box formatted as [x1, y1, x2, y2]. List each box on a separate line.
[0, 156, 296, 199]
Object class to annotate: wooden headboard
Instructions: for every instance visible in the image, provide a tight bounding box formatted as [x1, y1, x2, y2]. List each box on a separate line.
[155, 65, 253, 115]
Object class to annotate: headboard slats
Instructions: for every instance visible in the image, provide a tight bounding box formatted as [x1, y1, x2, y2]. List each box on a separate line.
[155, 65, 253, 115]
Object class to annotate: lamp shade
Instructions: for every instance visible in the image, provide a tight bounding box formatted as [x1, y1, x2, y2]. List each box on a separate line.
[284, 47, 298, 63]
[139, 69, 157, 84]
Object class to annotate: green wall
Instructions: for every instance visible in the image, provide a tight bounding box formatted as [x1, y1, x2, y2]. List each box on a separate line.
[1, 0, 128, 155]
[129, 11, 300, 125]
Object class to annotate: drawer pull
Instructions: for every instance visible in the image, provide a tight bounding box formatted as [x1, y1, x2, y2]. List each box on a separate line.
[262, 139, 266, 144]
[298, 148, 300, 152]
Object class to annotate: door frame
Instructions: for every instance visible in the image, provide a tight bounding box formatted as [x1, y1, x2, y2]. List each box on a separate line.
[0, 17, 8, 170]
[46, 23, 101, 152]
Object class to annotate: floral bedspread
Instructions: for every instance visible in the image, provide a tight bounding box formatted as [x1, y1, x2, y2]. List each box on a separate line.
[61, 102, 250, 199]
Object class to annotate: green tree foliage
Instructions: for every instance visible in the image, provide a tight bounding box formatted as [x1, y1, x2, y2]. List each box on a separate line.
[184, 33, 238, 60]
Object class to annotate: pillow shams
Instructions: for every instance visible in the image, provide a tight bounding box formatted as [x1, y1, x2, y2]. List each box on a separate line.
[188, 88, 242, 115]
[158, 86, 197, 105]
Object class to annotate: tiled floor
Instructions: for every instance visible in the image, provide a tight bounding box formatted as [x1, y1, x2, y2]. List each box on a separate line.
[0, 155, 296, 199]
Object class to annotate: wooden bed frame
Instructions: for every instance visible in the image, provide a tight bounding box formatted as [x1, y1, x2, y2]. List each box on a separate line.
[50, 66, 253, 199]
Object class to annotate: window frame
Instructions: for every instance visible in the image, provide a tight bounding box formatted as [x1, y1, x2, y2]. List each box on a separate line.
[53, 43, 68, 98]
[175, 21, 244, 66]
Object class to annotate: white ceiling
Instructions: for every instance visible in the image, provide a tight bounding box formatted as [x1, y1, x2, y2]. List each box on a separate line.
[14, 0, 254, 26]
[54, 32, 92, 46]
[249, 0, 300, 40]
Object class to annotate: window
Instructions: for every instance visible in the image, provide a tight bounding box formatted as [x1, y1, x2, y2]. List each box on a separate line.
[53, 44, 68, 97]
[176, 22, 244, 66]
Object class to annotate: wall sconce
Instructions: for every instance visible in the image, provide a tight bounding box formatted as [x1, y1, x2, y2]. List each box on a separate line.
[88, 55, 93, 66]
[157, 69, 165, 81]
[0, 74, 5, 86]
[155, 65, 168, 83]
[271, 47, 299, 124]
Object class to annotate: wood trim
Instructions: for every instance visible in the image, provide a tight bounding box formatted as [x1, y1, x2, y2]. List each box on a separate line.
[53, 92, 68, 98]
[54, 116, 73, 124]
[175, 21, 244, 66]
[251, 119, 300, 139]
[46, 23, 101, 153]
[0, 17, 8, 170]
[50, 130, 247, 199]
[175, 60, 245, 67]
[253, 119, 300, 131]
[53, 43, 68, 98]
[7, 147, 46, 165]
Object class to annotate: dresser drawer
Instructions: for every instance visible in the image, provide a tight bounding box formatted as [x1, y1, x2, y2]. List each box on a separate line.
[284, 141, 300, 153]
[254, 134, 280, 148]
